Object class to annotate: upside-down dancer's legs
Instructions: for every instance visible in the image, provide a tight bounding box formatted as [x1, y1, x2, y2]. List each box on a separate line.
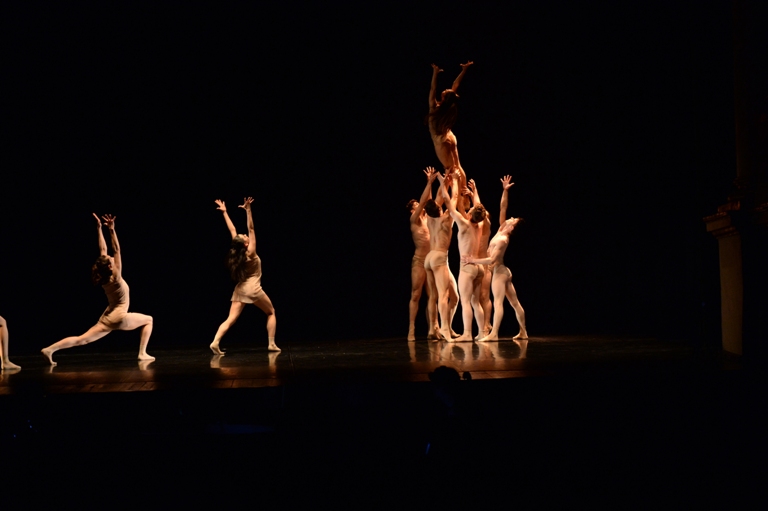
[252, 292, 279, 351]
[210, 301, 246, 355]
[0, 316, 20, 370]
[41, 323, 113, 366]
[121, 312, 155, 360]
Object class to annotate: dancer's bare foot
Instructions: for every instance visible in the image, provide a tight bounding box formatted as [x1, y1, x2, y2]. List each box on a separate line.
[513, 332, 528, 340]
[41, 348, 57, 366]
[439, 328, 453, 342]
[138, 353, 156, 361]
[210, 342, 225, 355]
[477, 333, 499, 342]
[268, 343, 281, 352]
[451, 329, 461, 338]
[1, 360, 21, 370]
[407, 325, 416, 342]
[428, 326, 441, 341]
[452, 334, 473, 342]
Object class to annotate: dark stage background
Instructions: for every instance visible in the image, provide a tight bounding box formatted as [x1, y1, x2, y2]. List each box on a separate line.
[2, 1, 738, 353]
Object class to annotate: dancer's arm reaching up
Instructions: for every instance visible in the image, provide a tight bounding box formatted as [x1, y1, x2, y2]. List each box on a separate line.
[412, 167, 438, 223]
[451, 61, 474, 93]
[429, 63, 443, 109]
[239, 197, 256, 257]
[499, 175, 515, 226]
[102, 214, 122, 277]
[215, 200, 237, 239]
[93, 213, 107, 256]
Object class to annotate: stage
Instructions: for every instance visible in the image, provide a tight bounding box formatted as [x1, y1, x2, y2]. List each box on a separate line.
[1, 335, 708, 393]
[1, 336, 757, 506]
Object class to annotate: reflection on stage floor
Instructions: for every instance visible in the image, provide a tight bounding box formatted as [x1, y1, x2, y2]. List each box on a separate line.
[0, 335, 701, 394]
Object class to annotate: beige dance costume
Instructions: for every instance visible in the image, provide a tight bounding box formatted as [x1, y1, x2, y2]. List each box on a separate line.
[231, 255, 264, 303]
[99, 277, 130, 328]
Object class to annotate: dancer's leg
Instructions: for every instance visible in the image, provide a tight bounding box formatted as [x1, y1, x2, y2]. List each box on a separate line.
[432, 266, 453, 341]
[0, 316, 20, 370]
[210, 301, 246, 355]
[454, 271, 475, 342]
[470, 274, 485, 340]
[480, 267, 493, 335]
[408, 264, 426, 340]
[478, 272, 507, 342]
[252, 292, 279, 351]
[121, 313, 155, 360]
[447, 269, 460, 337]
[505, 281, 528, 339]
[41, 322, 112, 366]
[425, 269, 440, 339]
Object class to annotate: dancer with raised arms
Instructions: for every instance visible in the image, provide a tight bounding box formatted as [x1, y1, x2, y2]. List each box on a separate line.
[461, 176, 528, 341]
[439, 173, 486, 341]
[210, 197, 279, 355]
[407, 168, 440, 341]
[41, 214, 155, 365]
[427, 61, 473, 212]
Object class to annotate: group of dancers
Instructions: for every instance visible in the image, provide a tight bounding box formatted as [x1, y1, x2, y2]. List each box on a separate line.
[407, 61, 528, 343]
[0, 196, 279, 370]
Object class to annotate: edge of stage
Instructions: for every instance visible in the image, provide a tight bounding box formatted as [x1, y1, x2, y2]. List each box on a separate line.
[2, 336, 757, 506]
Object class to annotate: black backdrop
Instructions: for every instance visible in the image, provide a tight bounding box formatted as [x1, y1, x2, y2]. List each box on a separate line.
[2, 1, 739, 353]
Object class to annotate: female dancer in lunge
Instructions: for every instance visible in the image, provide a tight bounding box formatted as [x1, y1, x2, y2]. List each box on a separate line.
[210, 197, 279, 355]
[41, 214, 155, 365]
[461, 176, 528, 341]
[427, 61, 473, 212]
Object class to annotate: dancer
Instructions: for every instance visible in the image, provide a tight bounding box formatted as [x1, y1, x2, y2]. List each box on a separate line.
[467, 179, 493, 337]
[427, 61, 473, 211]
[1, 316, 20, 370]
[407, 168, 440, 341]
[439, 174, 485, 341]
[461, 176, 528, 341]
[41, 214, 155, 366]
[210, 197, 279, 355]
[422, 169, 461, 341]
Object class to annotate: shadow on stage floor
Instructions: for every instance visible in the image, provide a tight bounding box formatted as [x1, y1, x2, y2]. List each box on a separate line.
[1, 336, 759, 506]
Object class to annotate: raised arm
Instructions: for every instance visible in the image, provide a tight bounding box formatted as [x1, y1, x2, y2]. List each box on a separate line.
[428, 63, 443, 108]
[467, 179, 481, 206]
[215, 200, 237, 239]
[438, 173, 465, 223]
[451, 61, 473, 92]
[102, 214, 121, 275]
[499, 175, 514, 225]
[93, 213, 107, 256]
[411, 167, 438, 223]
[239, 197, 256, 257]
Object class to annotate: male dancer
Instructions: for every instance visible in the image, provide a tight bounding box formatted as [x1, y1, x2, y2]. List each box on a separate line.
[439, 174, 485, 341]
[468, 179, 493, 337]
[462, 176, 528, 341]
[407, 168, 440, 340]
[422, 169, 460, 341]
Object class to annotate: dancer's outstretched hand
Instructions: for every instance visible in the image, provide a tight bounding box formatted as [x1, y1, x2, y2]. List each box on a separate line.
[424, 166, 437, 182]
[214, 200, 227, 212]
[467, 179, 476, 193]
[460, 61, 474, 68]
[238, 197, 254, 211]
[431, 63, 443, 73]
[101, 214, 116, 229]
[501, 175, 515, 190]
[92, 213, 102, 228]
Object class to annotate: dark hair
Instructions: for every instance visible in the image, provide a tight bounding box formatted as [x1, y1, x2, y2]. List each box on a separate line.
[406, 199, 418, 211]
[470, 204, 486, 224]
[509, 217, 525, 235]
[425, 90, 459, 135]
[424, 199, 441, 218]
[91, 255, 112, 286]
[227, 236, 248, 282]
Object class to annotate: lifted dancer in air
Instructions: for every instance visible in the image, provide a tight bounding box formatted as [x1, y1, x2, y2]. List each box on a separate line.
[461, 176, 528, 341]
[427, 61, 473, 212]
[1, 316, 20, 370]
[41, 214, 155, 365]
[210, 197, 279, 355]
[407, 167, 440, 341]
[438, 173, 486, 342]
